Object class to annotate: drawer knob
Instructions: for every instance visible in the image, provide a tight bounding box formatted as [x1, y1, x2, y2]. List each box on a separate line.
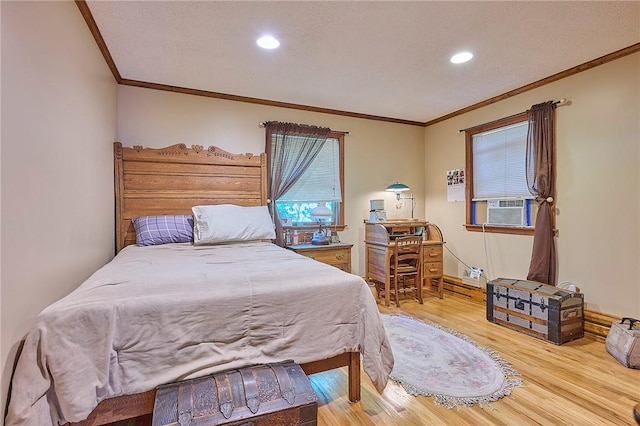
[335, 253, 345, 260]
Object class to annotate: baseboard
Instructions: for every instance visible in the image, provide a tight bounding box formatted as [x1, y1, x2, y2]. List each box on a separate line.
[582, 310, 621, 341]
[443, 275, 619, 340]
[443, 275, 486, 303]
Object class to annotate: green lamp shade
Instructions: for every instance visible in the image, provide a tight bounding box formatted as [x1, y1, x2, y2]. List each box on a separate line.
[385, 182, 410, 192]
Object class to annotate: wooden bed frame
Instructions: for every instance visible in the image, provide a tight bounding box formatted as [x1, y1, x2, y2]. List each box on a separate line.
[73, 142, 361, 425]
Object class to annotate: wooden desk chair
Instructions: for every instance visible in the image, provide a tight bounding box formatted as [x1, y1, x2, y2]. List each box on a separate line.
[390, 236, 423, 306]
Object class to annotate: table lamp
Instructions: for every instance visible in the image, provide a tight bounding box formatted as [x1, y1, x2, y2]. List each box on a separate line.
[386, 182, 416, 219]
[310, 205, 332, 245]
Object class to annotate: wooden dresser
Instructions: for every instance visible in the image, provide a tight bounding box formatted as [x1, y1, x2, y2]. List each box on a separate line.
[364, 220, 443, 306]
[287, 242, 353, 273]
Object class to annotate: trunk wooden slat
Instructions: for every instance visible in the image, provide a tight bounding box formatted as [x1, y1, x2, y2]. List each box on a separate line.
[152, 360, 318, 426]
[486, 278, 584, 345]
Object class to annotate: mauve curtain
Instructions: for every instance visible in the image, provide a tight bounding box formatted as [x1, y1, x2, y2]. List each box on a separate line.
[525, 101, 557, 285]
[265, 121, 331, 246]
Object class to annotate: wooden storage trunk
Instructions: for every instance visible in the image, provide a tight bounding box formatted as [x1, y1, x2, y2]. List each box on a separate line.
[486, 278, 584, 345]
[152, 360, 318, 426]
[605, 318, 640, 368]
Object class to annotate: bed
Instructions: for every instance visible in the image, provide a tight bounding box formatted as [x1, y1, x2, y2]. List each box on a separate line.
[5, 142, 394, 426]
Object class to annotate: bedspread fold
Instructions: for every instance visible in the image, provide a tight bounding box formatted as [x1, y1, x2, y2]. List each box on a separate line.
[6, 242, 393, 425]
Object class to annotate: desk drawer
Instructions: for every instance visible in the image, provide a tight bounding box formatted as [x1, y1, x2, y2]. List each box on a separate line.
[422, 243, 443, 282]
[423, 245, 442, 260]
[424, 261, 443, 278]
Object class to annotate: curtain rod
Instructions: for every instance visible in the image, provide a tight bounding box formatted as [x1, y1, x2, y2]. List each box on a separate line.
[258, 121, 350, 135]
[457, 98, 568, 134]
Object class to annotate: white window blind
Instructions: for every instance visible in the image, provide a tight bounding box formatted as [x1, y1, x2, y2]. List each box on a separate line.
[472, 121, 530, 199]
[278, 137, 342, 202]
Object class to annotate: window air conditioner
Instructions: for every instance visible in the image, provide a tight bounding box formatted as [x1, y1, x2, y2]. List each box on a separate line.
[486, 199, 526, 226]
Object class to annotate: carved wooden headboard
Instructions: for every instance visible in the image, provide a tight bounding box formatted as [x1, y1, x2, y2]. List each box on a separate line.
[114, 142, 267, 253]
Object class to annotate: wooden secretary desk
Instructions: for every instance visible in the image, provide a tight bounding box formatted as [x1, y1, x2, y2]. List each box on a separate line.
[364, 220, 444, 307]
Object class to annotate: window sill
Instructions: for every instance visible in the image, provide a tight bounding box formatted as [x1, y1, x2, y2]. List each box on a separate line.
[284, 224, 346, 232]
[465, 224, 535, 236]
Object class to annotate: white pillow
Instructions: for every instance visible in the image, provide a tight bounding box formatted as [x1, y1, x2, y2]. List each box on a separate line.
[192, 204, 276, 245]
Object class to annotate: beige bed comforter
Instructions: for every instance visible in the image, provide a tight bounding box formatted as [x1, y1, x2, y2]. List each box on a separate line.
[6, 242, 393, 425]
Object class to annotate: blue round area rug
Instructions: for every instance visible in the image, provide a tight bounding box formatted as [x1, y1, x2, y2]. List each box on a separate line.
[381, 314, 522, 408]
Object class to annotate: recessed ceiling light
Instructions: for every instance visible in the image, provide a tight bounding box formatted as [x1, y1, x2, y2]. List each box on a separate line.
[450, 52, 473, 64]
[257, 35, 280, 50]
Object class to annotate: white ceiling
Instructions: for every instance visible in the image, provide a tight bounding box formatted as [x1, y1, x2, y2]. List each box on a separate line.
[86, 1, 640, 124]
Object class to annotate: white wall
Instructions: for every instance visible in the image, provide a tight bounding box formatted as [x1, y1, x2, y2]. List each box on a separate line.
[1, 1, 117, 416]
[424, 53, 640, 317]
[117, 86, 426, 275]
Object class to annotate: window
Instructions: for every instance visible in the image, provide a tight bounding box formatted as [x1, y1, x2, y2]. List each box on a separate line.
[465, 113, 535, 235]
[473, 121, 529, 199]
[271, 132, 345, 227]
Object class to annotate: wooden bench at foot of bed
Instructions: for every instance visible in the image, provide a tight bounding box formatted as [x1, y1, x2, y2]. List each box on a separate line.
[70, 352, 361, 426]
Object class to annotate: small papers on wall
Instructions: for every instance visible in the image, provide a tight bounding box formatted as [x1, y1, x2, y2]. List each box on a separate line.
[447, 168, 465, 202]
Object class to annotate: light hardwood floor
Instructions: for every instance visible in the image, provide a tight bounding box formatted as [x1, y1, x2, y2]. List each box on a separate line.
[112, 287, 639, 426]
[310, 287, 640, 425]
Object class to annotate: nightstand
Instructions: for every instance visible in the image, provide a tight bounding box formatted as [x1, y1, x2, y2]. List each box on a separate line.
[287, 243, 353, 273]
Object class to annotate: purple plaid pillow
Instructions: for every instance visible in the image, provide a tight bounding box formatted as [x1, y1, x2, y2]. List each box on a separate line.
[132, 215, 194, 246]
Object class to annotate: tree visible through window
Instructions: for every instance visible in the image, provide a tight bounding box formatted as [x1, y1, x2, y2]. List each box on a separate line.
[265, 121, 345, 248]
[274, 135, 343, 225]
